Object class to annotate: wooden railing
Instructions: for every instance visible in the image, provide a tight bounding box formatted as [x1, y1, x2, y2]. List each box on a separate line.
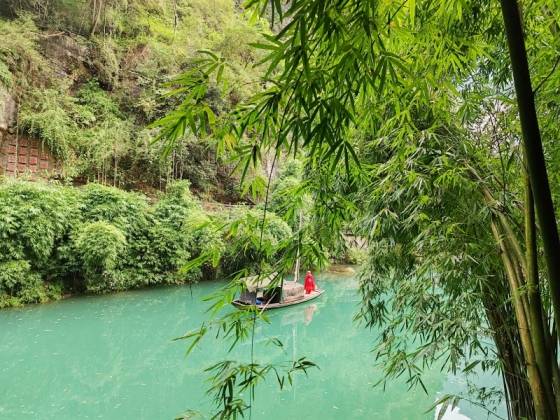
[202, 202, 254, 213]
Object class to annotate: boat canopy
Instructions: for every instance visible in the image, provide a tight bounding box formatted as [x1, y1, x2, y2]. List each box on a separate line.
[240, 273, 280, 292]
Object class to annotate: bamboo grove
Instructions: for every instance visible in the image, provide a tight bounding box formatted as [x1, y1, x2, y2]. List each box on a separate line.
[156, 0, 560, 418]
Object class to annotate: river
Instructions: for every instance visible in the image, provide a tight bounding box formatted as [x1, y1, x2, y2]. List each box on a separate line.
[0, 270, 505, 419]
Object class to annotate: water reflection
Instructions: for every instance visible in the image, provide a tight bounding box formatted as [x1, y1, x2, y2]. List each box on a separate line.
[279, 303, 319, 327]
[304, 303, 317, 325]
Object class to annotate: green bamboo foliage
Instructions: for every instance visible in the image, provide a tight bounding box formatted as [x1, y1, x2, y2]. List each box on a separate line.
[154, 0, 560, 418]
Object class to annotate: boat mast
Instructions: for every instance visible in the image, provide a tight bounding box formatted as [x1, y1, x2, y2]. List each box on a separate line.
[294, 211, 302, 283]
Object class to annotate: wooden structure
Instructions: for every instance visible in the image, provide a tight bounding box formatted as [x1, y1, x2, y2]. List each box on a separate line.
[232, 273, 324, 311]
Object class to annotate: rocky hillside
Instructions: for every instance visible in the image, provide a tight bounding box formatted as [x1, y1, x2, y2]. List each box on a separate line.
[0, 0, 267, 200]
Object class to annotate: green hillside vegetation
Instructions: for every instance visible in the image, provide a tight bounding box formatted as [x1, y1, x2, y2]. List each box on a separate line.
[0, 0, 301, 307]
[0, 0, 267, 197]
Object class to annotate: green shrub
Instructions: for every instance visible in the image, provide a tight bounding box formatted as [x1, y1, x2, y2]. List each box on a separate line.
[0, 260, 60, 308]
[74, 221, 127, 292]
[0, 15, 49, 84]
[165, 179, 193, 199]
[79, 183, 150, 233]
[183, 209, 225, 279]
[123, 221, 194, 287]
[0, 181, 78, 265]
[154, 180, 200, 229]
[0, 60, 12, 87]
[345, 247, 368, 265]
[122, 180, 202, 285]
[19, 87, 76, 160]
[90, 37, 120, 88]
[277, 159, 303, 180]
[0, 260, 41, 295]
[269, 176, 303, 218]
[45, 183, 149, 289]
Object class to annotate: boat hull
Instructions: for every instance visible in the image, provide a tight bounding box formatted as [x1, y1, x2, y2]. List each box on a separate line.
[232, 289, 324, 311]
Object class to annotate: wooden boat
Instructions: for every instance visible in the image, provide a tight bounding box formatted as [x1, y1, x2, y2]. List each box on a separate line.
[233, 213, 324, 311]
[232, 273, 324, 311]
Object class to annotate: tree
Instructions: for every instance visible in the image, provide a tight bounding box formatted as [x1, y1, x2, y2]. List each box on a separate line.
[157, 0, 560, 418]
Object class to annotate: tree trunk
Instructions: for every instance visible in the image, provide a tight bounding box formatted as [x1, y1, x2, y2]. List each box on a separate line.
[500, 0, 560, 340]
[90, 0, 103, 36]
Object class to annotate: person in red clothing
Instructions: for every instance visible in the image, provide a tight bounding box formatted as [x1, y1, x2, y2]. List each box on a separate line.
[304, 271, 316, 294]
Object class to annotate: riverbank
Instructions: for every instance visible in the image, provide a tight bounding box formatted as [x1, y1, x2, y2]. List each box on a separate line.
[327, 264, 357, 275]
[3, 265, 359, 310]
[1, 179, 360, 309]
[0, 179, 293, 308]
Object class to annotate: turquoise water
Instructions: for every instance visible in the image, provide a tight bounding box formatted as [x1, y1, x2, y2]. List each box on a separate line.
[0, 271, 504, 419]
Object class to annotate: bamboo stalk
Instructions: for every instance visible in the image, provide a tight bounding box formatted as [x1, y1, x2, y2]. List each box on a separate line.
[542, 309, 560, 415]
[500, 0, 560, 343]
[497, 212, 526, 275]
[482, 285, 533, 418]
[498, 215, 531, 320]
[491, 220, 549, 419]
[524, 173, 557, 416]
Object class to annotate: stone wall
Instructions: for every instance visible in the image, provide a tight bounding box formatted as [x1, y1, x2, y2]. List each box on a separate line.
[0, 84, 58, 178]
[0, 135, 57, 177]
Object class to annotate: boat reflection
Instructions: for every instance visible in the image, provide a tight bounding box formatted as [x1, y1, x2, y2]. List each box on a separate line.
[304, 303, 317, 325]
[279, 303, 319, 326]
